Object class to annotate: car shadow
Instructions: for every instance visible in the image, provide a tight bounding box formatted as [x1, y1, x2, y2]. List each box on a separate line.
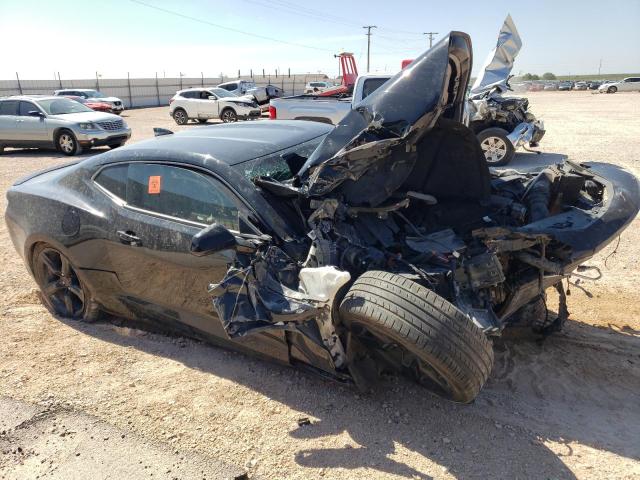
[51, 307, 640, 479]
[1, 147, 106, 159]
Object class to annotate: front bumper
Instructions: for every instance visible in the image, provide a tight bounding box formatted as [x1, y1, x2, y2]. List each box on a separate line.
[507, 120, 545, 149]
[76, 127, 131, 147]
[239, 109, 262, 119]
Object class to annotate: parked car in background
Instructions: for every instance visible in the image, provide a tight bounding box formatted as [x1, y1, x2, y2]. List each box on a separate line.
[588, 81, 603, 90]
[217, 80, 283, 105]
[54, 89, 124, 114]
[527, 82, 545, 91]
[0, 96, 130, 155]
[169, 87, 260, 124]
[64, 96, 113, 113]
[574, 81, 588, 90]
[543, 83, 558, 90]
[558, 81, 573, 91]
[598, 77, 640, 93]
[304, 81, 334, 94]
[269, 73, 391, 125]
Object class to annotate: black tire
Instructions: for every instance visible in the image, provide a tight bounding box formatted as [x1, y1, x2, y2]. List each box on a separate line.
[339, 271, 494, 403]
[173, 108, 189, 125]
[196, 118, 208, 124]
[477, 127, 515, 167]
[32, 244, 100, 322]
[56, 130, 83, 156]
[607, 86, 617, 94]
[220, 108, 237, 123]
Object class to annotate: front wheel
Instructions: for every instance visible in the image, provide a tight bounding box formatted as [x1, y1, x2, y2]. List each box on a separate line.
[220, 108, 237, 123]
[607, 86, 617, 94]
[56, 130, 83, 156]
[339, 271, 494, 403]
[477, 128, 515, 166]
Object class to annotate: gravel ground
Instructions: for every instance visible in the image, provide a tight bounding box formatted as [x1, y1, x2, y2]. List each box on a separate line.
[1, 91, 640, 479]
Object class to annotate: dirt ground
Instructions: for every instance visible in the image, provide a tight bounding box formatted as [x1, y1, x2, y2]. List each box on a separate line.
[1, 91, 639, 479]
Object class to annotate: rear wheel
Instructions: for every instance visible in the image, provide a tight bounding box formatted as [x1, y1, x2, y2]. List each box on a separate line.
[56, 130, 83, 156]
[477, 128, 514, 166]
[220, 108, 237, 123]
[339, 271, 494, 403]
[32, 244, 99, 322]
[172, 108, 188, 125]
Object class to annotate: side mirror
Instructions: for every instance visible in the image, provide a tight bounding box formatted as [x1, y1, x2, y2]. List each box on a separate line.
[190, 223, 236, 256]
[208, 95, 217, 101]
[28, 110, 44, 118]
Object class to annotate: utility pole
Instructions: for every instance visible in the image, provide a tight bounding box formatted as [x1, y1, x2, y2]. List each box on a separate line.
[362, 25, 377, 72]
[423, 32, 438, 48]
[598, 58, 602, 76]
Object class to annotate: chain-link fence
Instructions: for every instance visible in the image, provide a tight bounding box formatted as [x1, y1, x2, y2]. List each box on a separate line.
[0, 72, 330, 108]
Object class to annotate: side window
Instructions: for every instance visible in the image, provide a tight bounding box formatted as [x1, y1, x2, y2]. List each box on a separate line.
[18, 101, 39, 116]
[94, 164, 128, 201]
[127, 163, 240, 230]
[181, 91, 195, 99]
[361, 78, 388, 99]
[0, 100, 18, 115]
[200, 91, 211, 100]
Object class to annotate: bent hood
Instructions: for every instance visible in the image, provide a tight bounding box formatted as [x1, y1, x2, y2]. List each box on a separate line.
[470, 15, 522, 96]
[297, 31, 472, 204]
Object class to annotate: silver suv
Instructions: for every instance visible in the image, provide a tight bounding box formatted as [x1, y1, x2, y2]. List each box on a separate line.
[0, 96, 131, 156]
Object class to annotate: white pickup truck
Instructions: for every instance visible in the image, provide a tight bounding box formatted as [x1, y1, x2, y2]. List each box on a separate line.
[269, 74, 391, 124]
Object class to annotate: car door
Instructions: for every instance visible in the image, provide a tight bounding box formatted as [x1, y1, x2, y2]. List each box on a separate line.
[0, 100, 19, 144]
[14, 101, 48, 144]
[196, 90, 219, 118]
[94, 161, 249, 338]
[623, 78, 640, 91]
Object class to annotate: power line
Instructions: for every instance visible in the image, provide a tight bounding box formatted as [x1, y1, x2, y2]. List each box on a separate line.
[363, 25, 377, 72]
[423, 32, 439, 48]
[129, 0, 334, 52]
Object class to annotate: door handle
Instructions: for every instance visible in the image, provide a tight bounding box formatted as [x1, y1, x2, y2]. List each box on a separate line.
[117, 230, 141, 246]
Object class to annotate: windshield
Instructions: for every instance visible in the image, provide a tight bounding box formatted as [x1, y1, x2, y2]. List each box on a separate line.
[236, 134, 328, 182]
[210, 88, 236, 98]
[83, 90, 105, 98]
[38, 98, 94, 115]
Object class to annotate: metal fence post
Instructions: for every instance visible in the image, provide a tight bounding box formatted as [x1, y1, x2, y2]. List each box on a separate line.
[57, 72, 62, 89]
[262, 69, 265, 78]
[15, 72, 22, 94]
[127, 72, 133, 108]
[155, 72, 161, 106]
[238, 69, 240, 79]
[201, 72, 204, 86]
[96, 71, 100, 90]
[250, 69, 253, 79]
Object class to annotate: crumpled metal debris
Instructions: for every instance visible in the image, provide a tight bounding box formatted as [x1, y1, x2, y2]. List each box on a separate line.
[470, 14, 522, 96]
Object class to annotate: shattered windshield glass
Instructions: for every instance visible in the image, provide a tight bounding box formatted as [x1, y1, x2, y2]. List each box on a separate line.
[235, 134, 328, 182]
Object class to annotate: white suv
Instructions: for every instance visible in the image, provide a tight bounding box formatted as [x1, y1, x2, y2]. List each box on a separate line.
[598, 77, 640, 94]
[169, 88, 261, 124]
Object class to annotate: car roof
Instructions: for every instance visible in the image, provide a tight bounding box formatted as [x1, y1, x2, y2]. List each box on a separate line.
[112, 120, 332, 166]
[1, 95, 57, 101]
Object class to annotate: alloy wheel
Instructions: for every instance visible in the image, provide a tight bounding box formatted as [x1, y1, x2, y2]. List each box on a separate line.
[480, 136, 508, 164]
[35, 248, 86, 319]
[59, 133, 75, 154]
[221, 110, 237, 123]
[174, 110, 187, 125]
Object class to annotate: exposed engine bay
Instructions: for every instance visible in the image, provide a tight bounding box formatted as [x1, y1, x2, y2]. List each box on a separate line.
[207, 31, 638, 400]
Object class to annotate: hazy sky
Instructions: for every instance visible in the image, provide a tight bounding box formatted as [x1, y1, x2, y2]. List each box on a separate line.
[1, 0, 638, 80]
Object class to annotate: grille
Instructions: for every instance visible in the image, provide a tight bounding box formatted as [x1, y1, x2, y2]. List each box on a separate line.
[98, 119, 124, 131]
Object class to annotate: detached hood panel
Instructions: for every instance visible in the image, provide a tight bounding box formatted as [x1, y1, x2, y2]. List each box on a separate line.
[470, 15, 522, 96]
[297, 32, 472, 206]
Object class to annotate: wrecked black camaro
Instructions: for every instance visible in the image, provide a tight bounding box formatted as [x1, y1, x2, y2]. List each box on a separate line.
[6, 32, 639, 403]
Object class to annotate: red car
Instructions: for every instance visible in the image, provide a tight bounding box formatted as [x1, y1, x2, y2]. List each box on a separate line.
[64, 96, 113, 113]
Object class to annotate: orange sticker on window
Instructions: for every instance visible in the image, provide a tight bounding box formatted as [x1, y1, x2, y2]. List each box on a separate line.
[148, 175, 161, 194]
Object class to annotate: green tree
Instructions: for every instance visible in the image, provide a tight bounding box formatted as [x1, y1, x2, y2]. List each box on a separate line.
[542, 72, 557, 80]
